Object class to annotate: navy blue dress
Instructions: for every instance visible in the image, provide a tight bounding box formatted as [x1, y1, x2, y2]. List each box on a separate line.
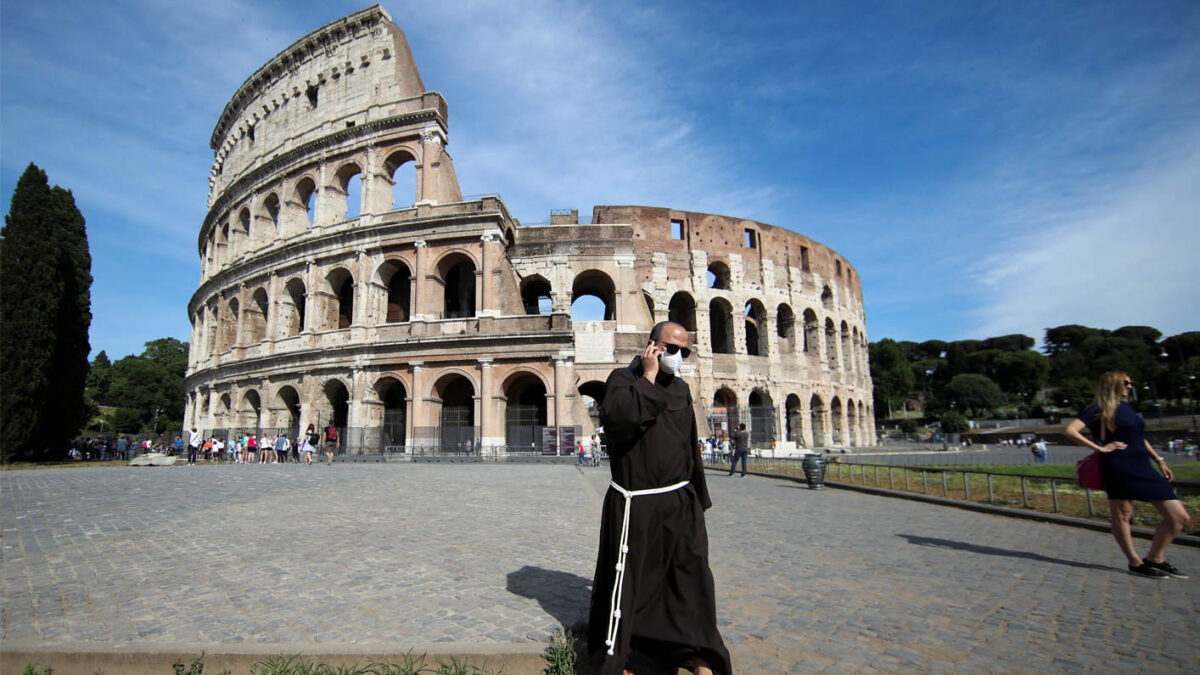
[1076, 402, 1177, 501]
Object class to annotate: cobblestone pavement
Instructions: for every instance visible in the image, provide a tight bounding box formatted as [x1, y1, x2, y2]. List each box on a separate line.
[2, 463, 1198, 673]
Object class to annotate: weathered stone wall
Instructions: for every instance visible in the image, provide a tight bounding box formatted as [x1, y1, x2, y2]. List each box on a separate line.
[184, 6, 875, 454]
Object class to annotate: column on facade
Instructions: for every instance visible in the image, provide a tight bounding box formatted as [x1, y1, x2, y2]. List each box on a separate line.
[614, 254, 637, 330]
[354, 249, 368, 326]
[265, 272, 279, 347]
[552, 357, 569, 430]
[479, 232, 497, 316]
[409, 361, 426, 449]
[234, 284, 247, 352]
[304, 259, 317, 333]
[478, 358, 500, 449]
[359, 146, 377, 220]
[411, 240, 427, 320]
[417, 128, 443, 205]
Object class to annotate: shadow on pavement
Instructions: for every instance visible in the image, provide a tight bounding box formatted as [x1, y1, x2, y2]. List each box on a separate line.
[506, 565, 592, 630]
[897, 534, 1119, 571]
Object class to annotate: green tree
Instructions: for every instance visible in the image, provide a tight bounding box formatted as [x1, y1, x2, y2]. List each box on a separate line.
[939, 410, 970, 434]
[0, 164, 92, 462]
[944, 373, 1005, 416]
[869, 338, 915, 419]
[86, 350, 113, 404]
[106, 338, 188, 433]
[993, 350, 1049, 403]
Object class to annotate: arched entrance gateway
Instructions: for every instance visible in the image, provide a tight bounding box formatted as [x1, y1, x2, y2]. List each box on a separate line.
[433, 374, 476, 453]
[785, 394, 803, 447]
[376, 377, 407, 452]
[710, 388, 738, 439]
[748, 389, 775, 446]
[810, 394, 827, 448]
[504, 373, 547, 453]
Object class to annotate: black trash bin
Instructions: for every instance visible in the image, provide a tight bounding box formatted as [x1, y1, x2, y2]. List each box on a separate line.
[801, 453, 826, 489]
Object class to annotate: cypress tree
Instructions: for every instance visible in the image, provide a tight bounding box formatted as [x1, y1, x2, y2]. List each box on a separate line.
[0, 163, 92, 462]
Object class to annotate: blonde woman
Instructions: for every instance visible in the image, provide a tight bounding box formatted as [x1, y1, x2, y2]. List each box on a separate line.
[1064, 372, 1191, 579]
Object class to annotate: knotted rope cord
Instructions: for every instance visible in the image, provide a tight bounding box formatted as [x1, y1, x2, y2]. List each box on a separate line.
[604, 479, 690, 656]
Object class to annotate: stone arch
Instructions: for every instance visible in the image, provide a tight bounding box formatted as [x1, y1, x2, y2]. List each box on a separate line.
[333, 161, 363, 221]
[374, 375, 408, 449]
[375, 258, 412, 323]
[668, 291, 697, 332]
[237, 207, 251, 253]
[263, 193, 281, 233]
[216, 221, 229, 268]
[578, 379, 607, 431]
[294, 175, 317, 228]
[324, 267, 355, 329]
[520, 275, 553, 315]
[847, 398, 858, 447]
[748, 388, 775, 445]
[431, 372, 477, 452]
[744, 299, 767, 356]
[830, 396, 844, 445]
[321, 378, 351, 442]
[709, 297, 734, 354]
[281, 277, 306, 336]
[384, 148, 418, 209]
[825, 317, 838, 370]
[246, 287, 269, 343]
[785, 393, 803, 445]
[571, 269, 616, 321]
[436, 251, 477, 319]
[810, 394, 827, 447]
[776, 303, 795, 354]
[239, 389, 263, 432]
[642, 291, 655, 323]
[275, 385, 301, 437]
[821, 284, 834, 310]
[503, 370, 548, 452]
[205, 298, 219, 354]
[223, 297, 240, 350]
[711, 387, 738, 438]
[803, 308, 819, 356]
[707, 261, 730, 290]
[217, 392, 233, 428]
[841, 321, 852, 375]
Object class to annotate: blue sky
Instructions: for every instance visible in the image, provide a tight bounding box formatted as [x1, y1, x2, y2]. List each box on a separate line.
[3, 0, 1197, 360]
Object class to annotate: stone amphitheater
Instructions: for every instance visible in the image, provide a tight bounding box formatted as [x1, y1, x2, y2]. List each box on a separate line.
[183, 4, 875, 457]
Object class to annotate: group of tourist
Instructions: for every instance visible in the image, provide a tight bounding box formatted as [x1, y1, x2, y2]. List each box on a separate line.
[183, 424, 339, 466]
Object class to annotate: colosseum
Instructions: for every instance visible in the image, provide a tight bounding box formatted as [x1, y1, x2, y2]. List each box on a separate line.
[183, 5, 875, 457]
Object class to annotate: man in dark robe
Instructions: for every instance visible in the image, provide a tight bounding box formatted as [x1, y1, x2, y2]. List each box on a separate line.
[587, 322, 732, 675]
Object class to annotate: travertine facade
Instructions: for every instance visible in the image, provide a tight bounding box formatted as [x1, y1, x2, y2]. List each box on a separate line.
[184, 5, 874, 455]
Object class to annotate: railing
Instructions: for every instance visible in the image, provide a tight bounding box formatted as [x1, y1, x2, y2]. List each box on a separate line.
[706, 456, 1197, 535]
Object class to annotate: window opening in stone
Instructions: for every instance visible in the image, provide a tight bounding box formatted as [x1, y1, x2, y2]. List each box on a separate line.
[306, 84, 319, 108]
[825, 318, 838, 370]
[707, 261, 730, 290]
[247, 123, 255, 144]
[386, 151, 417, 209]
[836, 260, 842, 278]
[284, 278, 306, 336]
[439, 255, 477, 319]
[571, 270, 616, 321]
[821, 285, 834, 309]
[709, 298, 733, 354]
[296, 177, 316, 228]
[505, 374, 547, 453]
[803, 309, 819, 354]
[744, 300, 766, 356]
[248, 288, 269, 343]
[668, 292, 697, 332]
[521, 276, 553, 316]
[336, 274, 354, 328]
[336, 164, 363, 220]
[264, 193, 281, 232]
[238, 208, 251, 249]
[776, 303, 795, 353]
[800, 246, 810, 272]
[744, 229, 757, 249]
[223, 298, 239, 350]
[670, 219, 684, 240]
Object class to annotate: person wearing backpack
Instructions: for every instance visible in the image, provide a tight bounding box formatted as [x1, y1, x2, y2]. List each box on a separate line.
[323, 423, 339, 465]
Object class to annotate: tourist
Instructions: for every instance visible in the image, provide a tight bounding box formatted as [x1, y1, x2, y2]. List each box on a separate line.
[727, 423, 749, 477]
[586, 321, 730, 675]
[274, 433, 290, 464]
[187, 427, 200, 466]
[302, 424, 319, 465]
[323, 423, 339, 465]
[1064, 372, 1190, 579]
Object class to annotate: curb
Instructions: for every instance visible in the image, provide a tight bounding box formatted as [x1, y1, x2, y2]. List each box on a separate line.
[709, 468, 1200, 547]
[1, 641, 549, 675]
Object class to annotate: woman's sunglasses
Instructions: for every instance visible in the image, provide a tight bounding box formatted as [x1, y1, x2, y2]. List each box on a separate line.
[654, 341, 691, 359]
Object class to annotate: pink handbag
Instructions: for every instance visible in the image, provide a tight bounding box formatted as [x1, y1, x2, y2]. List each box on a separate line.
[1076, 452, 1103, 490]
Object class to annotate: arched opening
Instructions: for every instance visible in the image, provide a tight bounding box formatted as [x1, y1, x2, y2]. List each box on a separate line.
[709, 298, 734, 354]
[376, 377, 407, 450]
[710, 388, 738, 439]
[377, 260, 412, 323]
[785, 394, 803, 445]
[748, 389, 775, 446]
[744, 299, 767, 356]
[263, 193, 281, 233]
[841, 321, 852, 375]
[205, 301, 219, 354]
[571, 270, 616, 321]
[296, 177, 316, 228]
[240, 390, 262, 434]
[520, 275, 553, 315]
[325, 268, 354, 329]
[238, 208, 251, 251]
[246, 287, 268, 343]
[821, 284, 834, 310]
[217, 393, 232, 429]
[438, 254, 476, 319]
[643, 292, 655, 322]
[847, 398, 858, 447]
[276, 386, 301, 440]
[223, 297, 239, 350]
[283, 278, 306, 336]
[385, 150, 417, 209]
[831, 396, 844, 445]
[668, 292, 697, 332]
[335, 163, 363, 220]
[777, 304, 795, 354]
[707, 261, 730, 290]
[810, 394, 827, 447]
[217, 222, 230, 266]
[504, 373, 547, 452]
[578, 380, 606, 433]
[804, 309, 819, 356]
[323, 379, 350, 452]
[825, 318, 838, 370]
[434, 374, 476, 452]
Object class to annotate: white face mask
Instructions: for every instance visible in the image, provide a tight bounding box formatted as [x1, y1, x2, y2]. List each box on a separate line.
[659, 350, 683, 375]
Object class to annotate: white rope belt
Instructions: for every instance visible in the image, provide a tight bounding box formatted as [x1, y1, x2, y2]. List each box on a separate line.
[603, 479, 690, 656]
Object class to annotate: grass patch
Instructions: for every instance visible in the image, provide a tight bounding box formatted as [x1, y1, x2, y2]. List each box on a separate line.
[915, 463, 1200, 482]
